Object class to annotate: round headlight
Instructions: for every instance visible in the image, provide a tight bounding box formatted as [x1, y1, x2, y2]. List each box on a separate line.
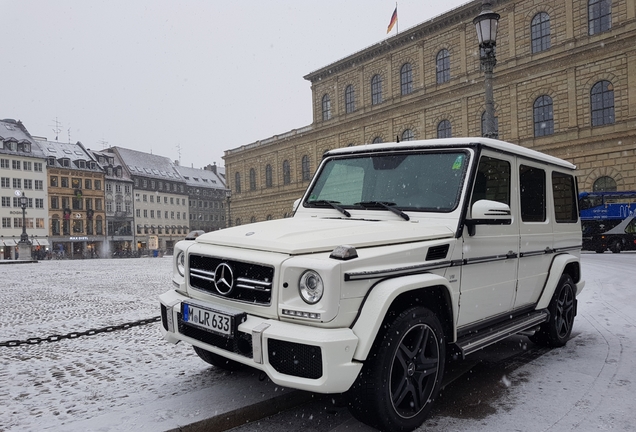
[176, 251, 185, 276]
[299, 270, 324, 304]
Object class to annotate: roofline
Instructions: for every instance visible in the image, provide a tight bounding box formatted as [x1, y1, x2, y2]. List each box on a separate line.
[324, 138, 577, 170]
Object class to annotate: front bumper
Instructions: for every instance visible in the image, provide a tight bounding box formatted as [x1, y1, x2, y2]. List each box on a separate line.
[159, 289, 362, 394]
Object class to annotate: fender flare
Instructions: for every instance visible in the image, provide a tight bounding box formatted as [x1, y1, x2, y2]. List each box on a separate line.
[536, 253, 581, 310]
[351, 273, 454, 361]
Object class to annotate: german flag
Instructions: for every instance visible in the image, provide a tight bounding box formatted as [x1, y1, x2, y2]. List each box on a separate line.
[387, 6, 398, 33]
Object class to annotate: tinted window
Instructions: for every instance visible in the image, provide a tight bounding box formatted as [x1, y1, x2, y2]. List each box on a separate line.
[552, 172, 578, 223]
[520, 165, 546, 222]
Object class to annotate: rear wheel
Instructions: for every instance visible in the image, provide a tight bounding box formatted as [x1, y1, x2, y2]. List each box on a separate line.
[346, 307, 445, 432]
[610, 239, 622, 254]
[193, 346, 245, 371]
[530, 274, 576, 347]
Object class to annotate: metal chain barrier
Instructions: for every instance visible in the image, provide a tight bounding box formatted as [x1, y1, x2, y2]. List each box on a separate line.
[0, 316, 161, 348]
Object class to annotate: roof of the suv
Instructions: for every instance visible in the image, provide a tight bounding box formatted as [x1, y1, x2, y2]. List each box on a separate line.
[325, 138, 576, 170]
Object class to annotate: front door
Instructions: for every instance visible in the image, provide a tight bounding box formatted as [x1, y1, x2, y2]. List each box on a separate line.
[457, 153, 519, 327]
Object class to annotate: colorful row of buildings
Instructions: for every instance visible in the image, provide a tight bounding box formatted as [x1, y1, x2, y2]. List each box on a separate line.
[0, 119, 227, 259]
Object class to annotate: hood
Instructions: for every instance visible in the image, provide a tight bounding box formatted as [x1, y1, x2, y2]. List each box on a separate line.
[196, 217, 455, 255]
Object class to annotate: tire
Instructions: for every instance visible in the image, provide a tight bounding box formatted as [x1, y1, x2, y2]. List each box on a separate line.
[610, 240, 622, 254]
[530, 274, 576, 347]
[193, 345, 245, 371]
[346, 307, 445, 432]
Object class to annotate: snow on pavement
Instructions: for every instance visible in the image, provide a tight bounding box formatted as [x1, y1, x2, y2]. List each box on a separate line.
[0, 258, 292, 432]
[1, 254, 635, 432]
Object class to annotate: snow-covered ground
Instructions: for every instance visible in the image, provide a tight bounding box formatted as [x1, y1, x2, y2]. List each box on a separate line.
[1, 253, 635, 432]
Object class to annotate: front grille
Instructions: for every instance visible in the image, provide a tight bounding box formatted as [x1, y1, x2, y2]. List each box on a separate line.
[189, 254, 274, 305]
[178, 312, 253, 358]
[268, 339, 323, 379]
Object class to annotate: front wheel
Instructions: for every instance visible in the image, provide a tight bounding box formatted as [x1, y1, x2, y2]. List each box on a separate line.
[346, 307, 445, 432]
[530, 274, 576, 347]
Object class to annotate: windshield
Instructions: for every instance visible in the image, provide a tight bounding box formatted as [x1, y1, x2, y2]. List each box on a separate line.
[305, 151, 469, 212]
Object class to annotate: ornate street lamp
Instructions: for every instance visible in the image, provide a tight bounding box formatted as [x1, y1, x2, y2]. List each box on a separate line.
[16, 192, 32, 261]
[19, 193, 30, 244]
[474, 0, 500, 138]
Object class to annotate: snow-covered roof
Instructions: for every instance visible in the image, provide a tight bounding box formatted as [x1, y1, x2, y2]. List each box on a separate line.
[111, 146, 184, 182]
[326, 138, 577, 170]
[0, 119, 46, 159]
[173, 165, 226, 189]
[35, 138, 102, 172]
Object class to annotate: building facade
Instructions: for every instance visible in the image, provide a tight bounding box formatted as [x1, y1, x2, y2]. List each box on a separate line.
[0, 119, 48, 259]
[38, 139, 107, 258]
[224, 0, 636, 223]
[110, 147, 189, 254]
[90, 149, 135, 256]
[174, 163, 228, 233]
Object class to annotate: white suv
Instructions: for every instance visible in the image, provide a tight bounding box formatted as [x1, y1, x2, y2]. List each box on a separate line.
[159, 138, 584, 431]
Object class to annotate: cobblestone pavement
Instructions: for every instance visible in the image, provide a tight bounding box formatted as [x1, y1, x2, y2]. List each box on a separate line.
[0, 258, 255, 432]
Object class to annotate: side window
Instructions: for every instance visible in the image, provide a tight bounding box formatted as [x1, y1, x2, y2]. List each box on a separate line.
[471, 156, 510, 206]
[520, 165, 546, 222]
[552, 172, 578, 223]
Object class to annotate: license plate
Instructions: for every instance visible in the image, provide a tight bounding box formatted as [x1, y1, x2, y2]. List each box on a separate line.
[182, 303, 234, 336]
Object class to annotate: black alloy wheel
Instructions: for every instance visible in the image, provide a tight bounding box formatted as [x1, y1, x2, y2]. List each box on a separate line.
[611, 239, 622, 253]
[530, 274, 576, 347]
[347, 306, 445, 432]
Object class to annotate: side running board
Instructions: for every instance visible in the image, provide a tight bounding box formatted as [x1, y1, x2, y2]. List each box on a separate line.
[455, 310, 549, 358]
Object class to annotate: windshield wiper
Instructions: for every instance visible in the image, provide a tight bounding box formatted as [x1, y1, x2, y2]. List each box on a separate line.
[307, 200, 351, 217]
[355, 201, 410, 221]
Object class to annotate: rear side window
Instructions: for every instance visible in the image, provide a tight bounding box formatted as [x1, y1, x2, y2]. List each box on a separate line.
[520, 165, 546, 222]
[552, 172, 578, 223]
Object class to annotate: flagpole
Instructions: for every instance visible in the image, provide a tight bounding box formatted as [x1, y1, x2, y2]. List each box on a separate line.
[396, 2, 398, 34]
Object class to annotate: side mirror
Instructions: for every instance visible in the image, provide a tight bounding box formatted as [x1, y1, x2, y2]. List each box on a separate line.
[465, 199, 512, 236]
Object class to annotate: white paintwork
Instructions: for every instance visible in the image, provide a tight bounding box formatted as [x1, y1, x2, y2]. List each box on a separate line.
[159, 138, 583, 395]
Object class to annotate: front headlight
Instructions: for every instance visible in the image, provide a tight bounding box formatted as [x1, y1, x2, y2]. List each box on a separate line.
[176, 251, 185, 276]
[299, 270, 324, 304]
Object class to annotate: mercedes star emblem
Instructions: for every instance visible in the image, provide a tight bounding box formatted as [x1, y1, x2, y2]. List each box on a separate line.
[214, 263, 234, 295]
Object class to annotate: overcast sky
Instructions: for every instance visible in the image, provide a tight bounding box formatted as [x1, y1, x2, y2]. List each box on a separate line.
[1, 0, 470, 169]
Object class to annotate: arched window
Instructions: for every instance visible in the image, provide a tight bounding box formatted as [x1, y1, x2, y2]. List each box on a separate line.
[345, 85, 355, 113]
[481, 112, 500, 137]
[249, 168, 256, 191]
[301, 155, 311, 181]
[234, 172, 241, 194]
[283, 160, 291, 185]
[322, 94, 331, 121]
[371, 74, 383, 105]
[437, 120, 452, 138]
[533, 95, 554, 137]
[235, 218, 241, 226]
[531, 12, 551, 53]
[436, 49, 450, 84]
[250, 216, 256, 224]
[265, 164, 273, 188]
[593, 176, 617, 192]
[591, 80, 615, 126]
[589, 0, 611, 35]
[401, 129, 414, 141]
[372, 136, 383, 144]
[400, 63, 413, 95]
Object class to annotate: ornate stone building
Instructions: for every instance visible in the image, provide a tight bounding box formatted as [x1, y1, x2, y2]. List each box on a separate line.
[224, 0, 636, 224]
[38, 139, 107, 258]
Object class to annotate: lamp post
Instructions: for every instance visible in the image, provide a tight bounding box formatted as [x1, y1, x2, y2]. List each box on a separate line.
[474, 0, 500, 139]
[17, 191, 32, 260]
